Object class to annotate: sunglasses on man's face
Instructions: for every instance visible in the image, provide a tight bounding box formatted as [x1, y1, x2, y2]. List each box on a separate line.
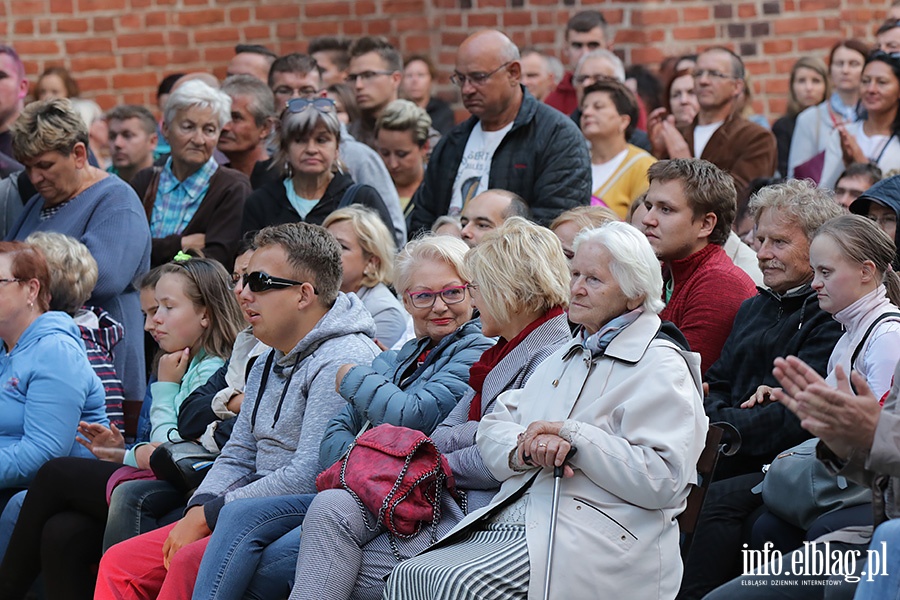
[286, 97, 336, 115]
[241, 271, 318, 294]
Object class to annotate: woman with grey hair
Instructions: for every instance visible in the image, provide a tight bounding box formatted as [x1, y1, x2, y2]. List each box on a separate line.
[384, 221, 709, 600]
[131, 78, 251, 269]
[5, 97, 150, 404]
[241, 97, 393, 237]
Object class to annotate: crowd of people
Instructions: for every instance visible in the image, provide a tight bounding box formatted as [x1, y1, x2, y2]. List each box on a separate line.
[0, 5, 898, 599]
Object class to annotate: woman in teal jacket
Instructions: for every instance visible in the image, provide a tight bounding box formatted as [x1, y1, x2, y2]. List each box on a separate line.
[0, 241, 106, 508]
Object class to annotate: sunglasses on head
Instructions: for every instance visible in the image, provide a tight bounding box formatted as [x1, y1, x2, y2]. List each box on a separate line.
[241, 271, 318, 294]
[286, 97, 336, 115]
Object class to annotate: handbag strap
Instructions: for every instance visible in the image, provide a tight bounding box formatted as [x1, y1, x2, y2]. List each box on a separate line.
[850, 312, 900, 366]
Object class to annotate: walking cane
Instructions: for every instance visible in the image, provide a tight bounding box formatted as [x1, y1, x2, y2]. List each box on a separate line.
[543, 446, 577, 600]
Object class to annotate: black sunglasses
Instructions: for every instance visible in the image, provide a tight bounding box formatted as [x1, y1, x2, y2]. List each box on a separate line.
[241, 271, 318, 294]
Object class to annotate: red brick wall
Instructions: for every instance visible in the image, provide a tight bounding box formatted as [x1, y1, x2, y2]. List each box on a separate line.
[0, 0, 893, 120]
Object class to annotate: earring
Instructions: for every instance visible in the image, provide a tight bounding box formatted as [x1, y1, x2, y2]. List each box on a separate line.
[284, 161, 293, 178]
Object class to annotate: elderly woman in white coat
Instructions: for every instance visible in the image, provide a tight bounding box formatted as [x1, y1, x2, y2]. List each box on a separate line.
[384, 221, 709, 600]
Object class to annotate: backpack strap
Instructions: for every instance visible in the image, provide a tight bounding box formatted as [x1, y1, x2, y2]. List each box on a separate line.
[338, 183, 364, 209]
[850, 312, 900, 366]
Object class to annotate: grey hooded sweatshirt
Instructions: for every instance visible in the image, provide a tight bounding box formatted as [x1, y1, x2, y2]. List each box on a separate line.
[188, 292, 380, 527]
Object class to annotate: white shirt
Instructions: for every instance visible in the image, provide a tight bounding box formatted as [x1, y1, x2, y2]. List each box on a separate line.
[590, 148, 629, 193]
[693, 121, 724, 159]
[449, 121, 514, 214]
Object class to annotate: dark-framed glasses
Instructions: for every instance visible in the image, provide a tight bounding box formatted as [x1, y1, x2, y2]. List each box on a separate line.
[241, 271, 317, 294]
[286, 97, 336, 115]
[450, 62, 512, 88]
[407, 285, 468, 309]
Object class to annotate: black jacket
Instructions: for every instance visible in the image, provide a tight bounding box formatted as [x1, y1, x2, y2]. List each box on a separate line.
[241, 171, 393, 238]
[704, 285, 844, 480]
[408, 87, 591, 235]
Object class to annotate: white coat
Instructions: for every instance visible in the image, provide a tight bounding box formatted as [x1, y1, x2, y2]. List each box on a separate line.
[439, 310, 709, 599]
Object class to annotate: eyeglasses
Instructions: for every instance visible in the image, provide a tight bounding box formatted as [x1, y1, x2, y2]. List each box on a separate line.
[286, 97, 335, 115]
[274, 86, 319, 100]
[345, 70, 396, 84]
[407, 285, 468, 309]
[450, 62, 511, 88]
[241, 271, 318, 294]
[692, 68, 736, 81]
[0, 278, 20, 286]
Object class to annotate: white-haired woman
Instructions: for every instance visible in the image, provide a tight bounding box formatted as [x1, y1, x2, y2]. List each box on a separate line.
[242, 98, 393, 238]
[5, 97, 150, 405]
[384, 221, 709, 600]
[323, 205, 408, 348]
[130, 79, 251, 269]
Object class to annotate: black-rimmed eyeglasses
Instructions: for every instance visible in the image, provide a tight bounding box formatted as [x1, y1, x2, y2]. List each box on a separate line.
[450, 62, 512, 88]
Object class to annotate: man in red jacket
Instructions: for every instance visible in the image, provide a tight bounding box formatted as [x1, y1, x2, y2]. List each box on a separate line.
[640, 158, 757, 374]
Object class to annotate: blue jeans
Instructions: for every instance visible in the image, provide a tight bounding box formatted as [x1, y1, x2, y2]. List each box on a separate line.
[192, 494, 316, 600]
[852, 519, 900, 600]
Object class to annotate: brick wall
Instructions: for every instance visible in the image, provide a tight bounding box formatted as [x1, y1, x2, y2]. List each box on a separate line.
[0, 0, 893, 120]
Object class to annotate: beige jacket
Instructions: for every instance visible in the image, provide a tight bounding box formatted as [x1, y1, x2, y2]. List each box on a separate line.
[440, 311, 709, 599]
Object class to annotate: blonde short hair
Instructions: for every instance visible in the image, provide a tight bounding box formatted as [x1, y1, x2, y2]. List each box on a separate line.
[375, 99, 432, 147]
[323, 205, 397, 288]
[550, 205, 620, 233]
[463, 217, 570, 325]
[12, 98, 89, 163]
[394, 234, 469, 295]
[25, 232, 98, 315]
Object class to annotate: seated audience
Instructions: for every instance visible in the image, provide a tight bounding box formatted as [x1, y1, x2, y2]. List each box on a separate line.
[323, 205, 407, 348]
[309, 36, 351, 87]
[241, 97, 393, 237]
[374, 99, 431, 216]
[641, 159, 757, 374]
[106, 105, 159, 184]
[0, 257, 243, 599]
[772, 57, 829, 177]
[679, 180, 845, 598]
[820, 51, 900, 190]
[34, 65, 79, 101]
[383, 220, 707, 599]
[647, 46, 777, 208]
[788, 40, 868, 181]
[93, 223, 381, 600]
[6, 97, 151, 405]
[346, 37, 403, 150]
[0, 241, 107, 511]
[401, 54, 455, 134]
[581, 79, 656, 218]
[550, 204, 619, 261]
[459, 189, 529, 248]
[195, 219, 569, 599]
[325, 82, 361, 126]
[407, 30, 590, 233]
[519, 48, 560, 103]
[833, 162, 882, 210]
[226, 44, 276, 83]
[218, 75, 275, 189]
[130, 80, 251, 270]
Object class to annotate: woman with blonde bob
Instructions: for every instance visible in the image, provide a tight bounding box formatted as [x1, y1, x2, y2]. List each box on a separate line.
[323, 205, 407, 348]
[384, 221, 708, 600]
[189, 218, 573, 600]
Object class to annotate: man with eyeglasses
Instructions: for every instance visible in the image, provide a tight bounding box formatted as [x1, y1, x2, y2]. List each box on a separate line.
[545, 10, 610, 115]
[849, 175, 900, 253]
[647, 47, 776, 210]
[346, 36, 403, 150]
[95, 222, 382, 597]
[263, 52, 407, 246]
[408, 30, 590, 236]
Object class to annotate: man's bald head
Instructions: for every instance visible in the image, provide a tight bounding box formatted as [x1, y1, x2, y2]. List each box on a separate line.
[458, 30, 520, 64]
[460, 189, 529, 247]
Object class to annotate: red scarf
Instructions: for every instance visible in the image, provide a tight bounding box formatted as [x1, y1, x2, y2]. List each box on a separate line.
[467, 306, 565, 421]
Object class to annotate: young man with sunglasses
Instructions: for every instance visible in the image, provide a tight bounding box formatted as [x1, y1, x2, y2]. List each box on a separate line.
[96, 222, 382, 597]
[647, 47, 776, 210]
[407, 29, 590, 236]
